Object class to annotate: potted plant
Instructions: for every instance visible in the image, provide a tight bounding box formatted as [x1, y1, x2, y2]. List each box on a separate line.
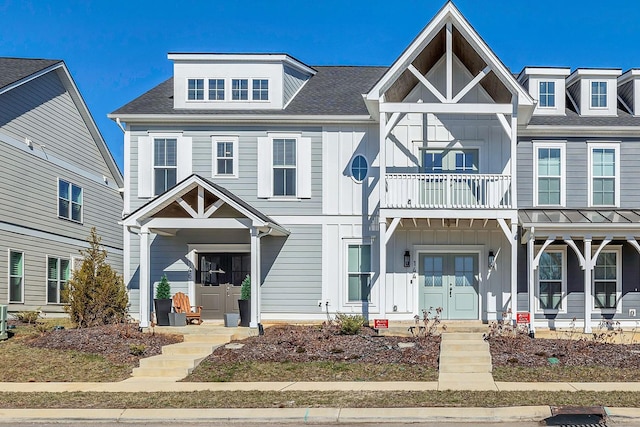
[154, 274, 172, 326]
[238, 274, 251, 327]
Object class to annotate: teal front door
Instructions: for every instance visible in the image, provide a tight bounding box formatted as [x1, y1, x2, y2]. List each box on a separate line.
[419, 253, 479, 320]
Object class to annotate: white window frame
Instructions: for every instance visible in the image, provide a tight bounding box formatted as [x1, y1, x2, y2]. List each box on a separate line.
[231, 78, 249, 101]
[588, 142, 620, 207]
[251, 78, 269, 101]
[207, 78, 225, 101]
[592, 245, 622, 314]
[533, 141, 566, 207]
[538, 81, 556, 108]
[186, 78, 205, 101]
[343, 239, 375, 307]
[46, 255, 70, 305]
[272, 136, 297, 197]
[212, 136, 239, 178]
[57, 178, 83, 223]
[590, 81, 608, 109]
[535, 245, 567, 314]
[153, 136, 178, 196]
[8, 249, 24, 304]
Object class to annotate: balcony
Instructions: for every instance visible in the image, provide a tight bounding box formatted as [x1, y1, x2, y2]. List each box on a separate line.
[385, 173, 512, 210]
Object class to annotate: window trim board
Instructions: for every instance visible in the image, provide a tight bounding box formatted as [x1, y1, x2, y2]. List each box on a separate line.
[534, 245, 568, 314]
[587, 142, 620, 207]
[532, 141, 566, 207]
[592, 245, 623, 314]
[8, 249, 24, 304]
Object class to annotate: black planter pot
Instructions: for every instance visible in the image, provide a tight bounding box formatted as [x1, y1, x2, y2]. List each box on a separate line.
[154, 298, 172, 326]
[238, 299, 251, 327]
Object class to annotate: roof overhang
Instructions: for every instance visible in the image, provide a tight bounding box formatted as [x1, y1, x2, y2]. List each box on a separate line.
[107, 113, 374, 125]
[167, 53, 317, 76]
[520, 209, 640, 239]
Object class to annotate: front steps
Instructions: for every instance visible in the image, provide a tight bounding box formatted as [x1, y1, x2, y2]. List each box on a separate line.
[438, 332, 496, 390]
[131, 333, 233, 380]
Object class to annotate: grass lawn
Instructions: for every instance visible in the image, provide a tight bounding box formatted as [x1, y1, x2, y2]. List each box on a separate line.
[1, 390, 640, 408]
[493, 366, 640, 382]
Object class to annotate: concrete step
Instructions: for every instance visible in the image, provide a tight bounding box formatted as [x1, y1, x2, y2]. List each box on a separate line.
[131, 366, 193, 378]
[162, 342, 217, 356]
[440, 341, 488, 351]
[182, 334, 232, 344]
[438, 352, 492, 364]
[138, 354, 206, 370]
[439, 362, 492, 373]
[441, 332, 485, 341]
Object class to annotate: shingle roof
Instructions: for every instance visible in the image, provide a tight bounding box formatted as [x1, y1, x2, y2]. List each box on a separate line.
[0, 57, 62, 91]
[528, 107, 640, 126]
[110, 66, 388, 116]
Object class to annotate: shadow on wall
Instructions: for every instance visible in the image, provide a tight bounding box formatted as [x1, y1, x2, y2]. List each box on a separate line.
[260, 235, 287, 283]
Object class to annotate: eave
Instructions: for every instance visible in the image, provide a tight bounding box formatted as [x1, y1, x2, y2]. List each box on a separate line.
[519, 125, 640, 137]
[108, 113, 375, 125]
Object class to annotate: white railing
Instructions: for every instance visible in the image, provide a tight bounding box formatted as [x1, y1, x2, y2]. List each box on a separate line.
[385, 173, 512, 209]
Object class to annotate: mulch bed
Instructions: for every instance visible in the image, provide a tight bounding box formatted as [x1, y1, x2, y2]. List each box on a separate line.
[489, 334, 640, 368]
[26, 323, 183, 365]
[206, 324, 441, 367]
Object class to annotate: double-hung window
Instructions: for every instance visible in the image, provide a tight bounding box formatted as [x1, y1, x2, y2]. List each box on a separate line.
[589, 144, 619, 206]
[534, 143, 564, 206]
[273, 138, 296, 196]
[593, 248, 621, 311]
[208, 79, 225, 100]
[212, 137, 238, 177]
[539, 81, 555, 108]
[591, 81, 607, 108]
[187, 78, 204, 100]
[537, 248, 566, 312]
[252, 79, 268, 100]
[9, 250, 24, 303]
[347, 244, 371, 303]
[232, 79, 248, 100]
[154, 138, 177, 195]
[47, 256, 69, 304]
[58, 179, 83, 223]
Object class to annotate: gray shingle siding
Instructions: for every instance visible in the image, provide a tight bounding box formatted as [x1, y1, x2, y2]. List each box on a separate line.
[283, 64, 309, 105]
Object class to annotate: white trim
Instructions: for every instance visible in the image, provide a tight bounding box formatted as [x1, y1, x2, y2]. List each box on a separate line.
[109, 113, 374, 124]
[212, 136, 239, 178]
[589, 80, 608, 109]
[150, 134, 179, 196]
[8, 249, 24, 304]
[45, 255, 70, 305]
[57, 178, 84, 224]
[587, 142, 620, 207]
[592, 245, 623, 314]
[412, 245, 484, 320]
[231, 78, 249, 101]
[167, 53, 317, 76]
[534, 245, 568, 314]
[186, 77, 205, 102]
[342, 238, 376, 309]
[379, 102, 512, 114]
[532, 141, 566, 207]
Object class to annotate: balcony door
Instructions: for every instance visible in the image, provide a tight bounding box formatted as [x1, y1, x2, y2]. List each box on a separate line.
[419, 253, 479, 320]
[420, 149, 479, 207]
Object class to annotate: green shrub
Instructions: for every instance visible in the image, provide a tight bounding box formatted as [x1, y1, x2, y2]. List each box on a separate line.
[11, 309, 41, 324]
[335, 313, 365, 335]
[63, 228, 128, 328]
[240, 274, 251, 300]
[129, 344, 146, 356]
[155, 274, 171, 300]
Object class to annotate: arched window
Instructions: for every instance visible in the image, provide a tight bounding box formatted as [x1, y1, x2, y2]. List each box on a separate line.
[351, 155, 368, 182]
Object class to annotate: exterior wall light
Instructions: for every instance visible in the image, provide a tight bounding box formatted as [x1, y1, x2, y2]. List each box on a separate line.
[404, 251, 411, 268]
[488, 251, 495, 270]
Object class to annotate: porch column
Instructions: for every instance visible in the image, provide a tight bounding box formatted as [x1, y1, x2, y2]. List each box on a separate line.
[510, 222, 518, 325]
[379, 219, 387, 318]
[250, 227, 260, 328]
[139, 229, 151, 328]
[378, 105, 387, 318]
[527, 231, 535, 333]
[584, 238, 592, 333]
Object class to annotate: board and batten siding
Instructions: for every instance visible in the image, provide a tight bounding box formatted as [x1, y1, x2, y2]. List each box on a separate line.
[0, 70, 112, 178]
[282, 65, 310, 106]
[129, 126, 323, 216]
[0, 228, 123, 312]
[260, 224, 322, 313]
[517, 138, 640, 209]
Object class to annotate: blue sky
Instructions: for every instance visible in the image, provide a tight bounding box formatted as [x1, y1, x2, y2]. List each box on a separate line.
[2, 0, 640, 172]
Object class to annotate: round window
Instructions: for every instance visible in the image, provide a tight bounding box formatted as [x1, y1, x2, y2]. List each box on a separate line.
[351, 155, 368, 182]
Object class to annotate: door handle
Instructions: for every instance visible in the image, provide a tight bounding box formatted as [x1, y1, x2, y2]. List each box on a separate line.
[449, 285, 452, 298]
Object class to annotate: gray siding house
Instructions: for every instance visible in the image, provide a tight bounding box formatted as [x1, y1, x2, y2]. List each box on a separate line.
[110, 2, 640, 333]
[0, 58, 124, 314]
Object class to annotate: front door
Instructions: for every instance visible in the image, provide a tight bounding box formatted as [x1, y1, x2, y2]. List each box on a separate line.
[195, 253, 250, 319]
[419, 253, 478, 320]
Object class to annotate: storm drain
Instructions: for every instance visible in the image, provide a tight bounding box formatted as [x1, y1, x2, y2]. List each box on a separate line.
[542, 406, 608, 426]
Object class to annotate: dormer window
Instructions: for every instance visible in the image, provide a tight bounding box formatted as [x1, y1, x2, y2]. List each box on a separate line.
[539, 81, 555, 107]
[253, 79, 269, 100]
[208, 79, 225, 100]
[591, 81, 607, 108]
[187, 79, 204, 100]
[232, 79, 248, 100]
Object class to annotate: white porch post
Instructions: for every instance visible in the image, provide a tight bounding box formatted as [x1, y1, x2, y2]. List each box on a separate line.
[584, 238, 592, 333]
[527, 231, 535, 333]
[510, 222, 518, 324]
[250, 227, 260, 328]
[139, 229, 151, 328]
[379, 219, 387, 318]
[378, 107, 387, 318]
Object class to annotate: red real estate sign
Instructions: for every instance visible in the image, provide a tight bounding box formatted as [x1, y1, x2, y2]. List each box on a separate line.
[516, 312, 530, 324]
[374, 319, 389, 329]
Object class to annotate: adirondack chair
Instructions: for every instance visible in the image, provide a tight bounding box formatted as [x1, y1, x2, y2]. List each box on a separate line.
[172, 292, 203, 325]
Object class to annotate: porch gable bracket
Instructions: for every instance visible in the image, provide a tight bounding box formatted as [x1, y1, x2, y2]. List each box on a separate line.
[497, 218, 515, 245]
[563, 235, 586, 270]
[533, 236, 556, 270]
[177, 197, 198, 218]
[385, 217, 401, 245]
[408, 64, 446, 103]
[591, 237, 613, 269]
[627, 237, 640, 255]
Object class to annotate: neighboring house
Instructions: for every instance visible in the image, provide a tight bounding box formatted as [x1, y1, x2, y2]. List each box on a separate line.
[0, 58, 124, 315]
[110, 2, 640, 333]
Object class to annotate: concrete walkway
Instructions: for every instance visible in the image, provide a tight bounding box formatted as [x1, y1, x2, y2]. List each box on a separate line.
[438, 332, 496, 391]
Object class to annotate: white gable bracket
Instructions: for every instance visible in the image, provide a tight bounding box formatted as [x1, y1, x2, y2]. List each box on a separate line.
[446, 22, 453, 101]
[203, 199, 225, 218]
[408, 64, 447, 103]
[591, 237, 613, 269]
[497, 218, 514, 245]
[452, 65, 491, 103]
[533, 236, 556, 270]
[563, 236, 586, 270]
[385, 217, 401, 245]
[385, 112, 403, 138]
[177, 197, 198, 218]
[496, 113, 512, 136]
[627, 237, 640, 255]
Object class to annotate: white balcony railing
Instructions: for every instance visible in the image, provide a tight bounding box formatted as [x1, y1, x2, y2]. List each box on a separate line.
[385, 173, 512, 209]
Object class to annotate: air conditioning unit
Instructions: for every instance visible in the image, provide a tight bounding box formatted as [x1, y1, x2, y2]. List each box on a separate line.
[0, 305, 7, 340]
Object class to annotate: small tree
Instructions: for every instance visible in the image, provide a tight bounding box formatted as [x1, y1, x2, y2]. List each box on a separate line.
[63, 227, 128, 327]
[155, 274, 171, 299]
[240, 274, 251, 300]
